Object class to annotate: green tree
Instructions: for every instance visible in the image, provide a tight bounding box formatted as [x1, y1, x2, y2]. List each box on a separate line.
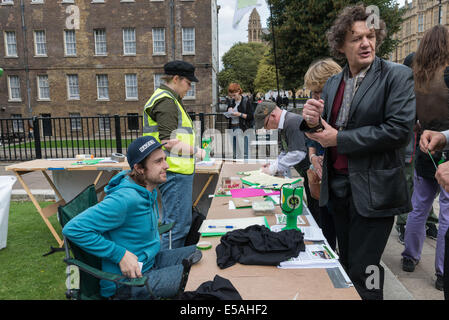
[266, 0, 404, 92]
[254, 47, 280, 94]
[218, 42, 266, 95]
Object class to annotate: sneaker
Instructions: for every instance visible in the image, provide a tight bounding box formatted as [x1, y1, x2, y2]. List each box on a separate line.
[397, 225, 405, 245]
[435, 274, 444, 291]
[402, 257, 418, 272]
[426, 224, 438, 240]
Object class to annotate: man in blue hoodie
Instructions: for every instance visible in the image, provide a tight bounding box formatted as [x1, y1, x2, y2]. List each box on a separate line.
[62, 136, 200, 299]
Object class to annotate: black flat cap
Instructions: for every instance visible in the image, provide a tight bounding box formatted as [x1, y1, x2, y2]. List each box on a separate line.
[164, 60, 199, 82]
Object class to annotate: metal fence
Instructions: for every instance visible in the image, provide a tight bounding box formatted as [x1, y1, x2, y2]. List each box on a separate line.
[0, 113, 280, 161]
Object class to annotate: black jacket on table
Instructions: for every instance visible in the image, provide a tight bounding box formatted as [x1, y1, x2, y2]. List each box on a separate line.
[301, 56, 416, 218]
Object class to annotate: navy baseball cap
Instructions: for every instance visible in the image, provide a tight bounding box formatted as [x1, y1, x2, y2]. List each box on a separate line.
[127, 136, 165, 169]
[164, 60, 199, 82]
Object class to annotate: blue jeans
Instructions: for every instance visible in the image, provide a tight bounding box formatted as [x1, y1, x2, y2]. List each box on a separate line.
[159, 171, 194, 250]
[113, 245, 196, 299]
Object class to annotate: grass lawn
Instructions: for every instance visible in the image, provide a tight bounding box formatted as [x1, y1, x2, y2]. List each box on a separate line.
[0, 201, 66, 300]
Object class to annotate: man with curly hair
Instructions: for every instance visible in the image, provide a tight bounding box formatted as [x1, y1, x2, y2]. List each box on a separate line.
[301, 4, 416, 300]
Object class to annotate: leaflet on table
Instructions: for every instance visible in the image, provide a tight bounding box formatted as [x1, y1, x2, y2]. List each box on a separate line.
[275, 214, 306, 225]
[270, 224, 326, 242]
[278, 244, 339, 269]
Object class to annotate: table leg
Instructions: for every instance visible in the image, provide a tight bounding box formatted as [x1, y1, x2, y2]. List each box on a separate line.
[193, 174, 214, 208]
[14, 171, 64, 247]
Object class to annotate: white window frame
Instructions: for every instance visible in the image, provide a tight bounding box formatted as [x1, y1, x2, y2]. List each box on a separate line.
[31, 0, 44, 4]
[4, 31, 18, 57]
[97, 114, 111, 131]
[34, 30, 47, 56]
[11, 114, 24, 133]
[184, 81, 196, 100]
[96, 74, 109, 100]
[91, 0, 104, 3]
[94, 29, 107, 56]
[67, 74, 80, 100]
[37, 75, 50, 100]
[61, 0, 74, 3]
[64, 30, 77, 56]
[8, 75, 21, 101]
[1, 0, 14, 5]
[69, 113, 82, 131]
[152, 28, 166, 55]
[153, 73, 165, 91]
[182, 27, 195, 55]
[125, 74, 138, 100]
[122, 28, 136, 55]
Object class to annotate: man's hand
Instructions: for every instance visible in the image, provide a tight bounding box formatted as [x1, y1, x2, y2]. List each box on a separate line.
[420, 130, 447, 154]
[302, 99, 324, 127]
[436, 162, 449, 193]
[261, 163, 271, 175]
[119, 250, 142, 279]
[305, 119, 338, 148]
[195, 148, 206, 160]
[311, 155, 323, 180]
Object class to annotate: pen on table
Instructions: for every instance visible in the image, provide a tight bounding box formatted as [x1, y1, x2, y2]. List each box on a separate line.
[259, 184, 278, 188]
[208, 225, 234, 229]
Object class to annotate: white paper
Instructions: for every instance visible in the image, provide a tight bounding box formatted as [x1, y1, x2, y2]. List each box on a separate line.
[278, 244, 339, 269]
[270, 224, 326, 241]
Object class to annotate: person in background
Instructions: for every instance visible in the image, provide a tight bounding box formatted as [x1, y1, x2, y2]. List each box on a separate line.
[142, 60, 205, 250]
[401, 25, 449, 291]
[303, 58, 343, 250]
[394, 52, 439, 245]
[227, 83, 255, 159]
[254, 101, 321, 225]
[301, 4, 415, 299]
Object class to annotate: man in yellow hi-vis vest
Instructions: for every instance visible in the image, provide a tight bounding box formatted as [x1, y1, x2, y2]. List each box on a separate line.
[143, 61, 205, 250]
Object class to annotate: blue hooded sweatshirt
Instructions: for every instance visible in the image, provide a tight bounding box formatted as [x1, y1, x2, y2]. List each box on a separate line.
[62, 170, 161, 297]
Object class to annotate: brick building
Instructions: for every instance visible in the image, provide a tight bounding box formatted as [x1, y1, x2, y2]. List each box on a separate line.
[0, 0, 219, 125]
[391, 0, 449, 63]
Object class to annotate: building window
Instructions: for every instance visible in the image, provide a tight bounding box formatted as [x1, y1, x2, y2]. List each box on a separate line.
[64, 30, 77, 56]
[94, 29, 107, 55]
[127, 113, 139, 130]
[8, 75, 21, 101]
[31, 0, 44, 3]
[61, 0, 74, 3]
[69, 113, 82, 131]
[91, 0, 105, 2]
[98, 114, 110, 131]
[1, 0, 14, 5]
[4, 31, 17, 57]
[96, 74, 109, 100]
[11, 114, 24, 133]
[125, 74, 138, 100]
[154, 73, 165, 91]
[152, 28, 165, 55]
[123, 28, 136, 55]
[34, 30, 47, 56]
[37, 75, 50, 100]
[67, 74, 80, 100]
[184, 81, 196, 99]
[418, 13, 424, 32]
[182, 27, 195, 55]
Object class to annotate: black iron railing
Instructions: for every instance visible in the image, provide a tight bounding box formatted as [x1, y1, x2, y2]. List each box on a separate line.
[0, 113, 281, 161]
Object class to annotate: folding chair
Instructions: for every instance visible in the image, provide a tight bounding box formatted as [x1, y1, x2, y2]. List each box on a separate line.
[58, 184, 174, 300]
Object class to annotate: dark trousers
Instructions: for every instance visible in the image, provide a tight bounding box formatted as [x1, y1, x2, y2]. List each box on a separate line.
[329, 175, 394, 300]
[319, 205, 337, 251]
[298, 169, 321, 227]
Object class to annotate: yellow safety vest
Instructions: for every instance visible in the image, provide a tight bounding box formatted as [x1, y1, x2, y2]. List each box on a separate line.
[142, 88, 195, 175]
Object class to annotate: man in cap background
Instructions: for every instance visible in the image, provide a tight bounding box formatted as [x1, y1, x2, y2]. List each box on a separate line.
[63, 136, 200, 299]
[254, 101, 321, 225]
[142, 60, 206, 250]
